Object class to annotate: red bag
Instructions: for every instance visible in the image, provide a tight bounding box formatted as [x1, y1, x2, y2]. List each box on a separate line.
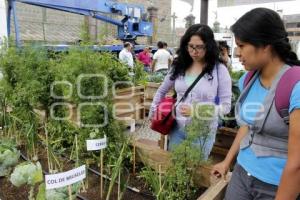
[150, 97, 176, 135]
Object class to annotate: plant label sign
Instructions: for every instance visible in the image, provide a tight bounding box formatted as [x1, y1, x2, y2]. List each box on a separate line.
[86, 136, 107, 151]
[45, 165, 86, 190]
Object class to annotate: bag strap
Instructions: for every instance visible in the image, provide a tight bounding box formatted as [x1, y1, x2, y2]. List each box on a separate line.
[162, 69, 206, 123]
[175, 69, 206, 107]
[242, 66, 300, 122]
[243, 70, 257, 89]
[275, 66, 300, 120]
[214, 65, 220, 105]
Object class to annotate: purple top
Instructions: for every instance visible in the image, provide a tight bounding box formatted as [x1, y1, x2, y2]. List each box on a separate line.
[150, 63, 232, 129]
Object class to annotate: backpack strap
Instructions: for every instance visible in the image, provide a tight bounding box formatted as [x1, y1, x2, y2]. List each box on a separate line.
[275, 66, 300, 120]
[214, 64, 220, 105]
[243, 70, 257, 89]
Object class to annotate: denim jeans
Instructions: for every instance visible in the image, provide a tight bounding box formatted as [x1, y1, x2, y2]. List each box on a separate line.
[167, 125, 216, 160]
[225, 164, 300, 200]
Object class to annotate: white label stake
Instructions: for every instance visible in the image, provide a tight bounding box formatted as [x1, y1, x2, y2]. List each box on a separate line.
[45, 165, 86, 190]
[86, 136, 107, 151]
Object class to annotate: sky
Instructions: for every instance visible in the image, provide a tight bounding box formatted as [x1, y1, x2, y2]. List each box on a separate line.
[172, 0, 300, 28]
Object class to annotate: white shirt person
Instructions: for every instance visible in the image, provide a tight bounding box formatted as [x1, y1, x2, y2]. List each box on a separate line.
[119, 42, 134, 68]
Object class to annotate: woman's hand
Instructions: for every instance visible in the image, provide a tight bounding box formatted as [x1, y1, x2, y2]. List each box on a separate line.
[211, 160, 230, 180]
[179, 104, 192, 117]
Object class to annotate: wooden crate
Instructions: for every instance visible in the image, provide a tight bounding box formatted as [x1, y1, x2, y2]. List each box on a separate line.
[113, 86, 145, 121]
[144, 82, 161, 113]
[211, 127, 237, 157]
[133, 138, 231, 199]
[144, 82, 174, 115]
[134, 138, 217, 188]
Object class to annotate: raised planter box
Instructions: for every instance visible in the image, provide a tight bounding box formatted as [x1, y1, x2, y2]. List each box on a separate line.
[133, 138, 231, 199]
[113, 85, 145, 121]
[144, 82, 174, 114]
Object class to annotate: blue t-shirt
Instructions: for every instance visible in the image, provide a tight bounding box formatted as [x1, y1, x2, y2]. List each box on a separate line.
[184, 74, 197, 86]
[237, 72, 300, 185]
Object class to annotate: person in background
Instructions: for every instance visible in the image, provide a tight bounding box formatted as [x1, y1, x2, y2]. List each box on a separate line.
[218, 41, 232, 71]
[119, 42, 134, 68]
[163, 42, 174, 56]
[211, 8, 300, 200]
[152, 41, 173, 72]
[149, 24, 232, 159]
[148, 46, 153, 59]
[137, 46, 152, 72]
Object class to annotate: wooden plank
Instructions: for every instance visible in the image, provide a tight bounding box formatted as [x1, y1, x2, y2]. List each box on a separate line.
[134, 138, 171, 173]
[211, 146, 228, 156]
[114, 86, 145, 121]
[214, 134, 235, 149]
[116, 106, 145, 121]
[217, 127, 237, 137]
[114, 92, 145, 99]
[197, 173, 231, 200]
[146, 82, 161, 88]
[115, 85, 144, 94]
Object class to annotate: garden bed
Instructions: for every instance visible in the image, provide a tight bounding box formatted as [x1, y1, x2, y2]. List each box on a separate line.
[0, 45, 239, 199]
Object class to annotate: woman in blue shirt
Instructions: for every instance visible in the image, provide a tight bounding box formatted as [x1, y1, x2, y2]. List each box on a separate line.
[211, 8, 300, 200]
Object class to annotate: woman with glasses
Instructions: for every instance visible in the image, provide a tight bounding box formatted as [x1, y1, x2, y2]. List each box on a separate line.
[149, 24, 232, 159]
[212, 8, 300, 200]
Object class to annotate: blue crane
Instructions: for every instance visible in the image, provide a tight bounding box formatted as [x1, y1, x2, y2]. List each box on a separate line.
[6, 0, 153, 46]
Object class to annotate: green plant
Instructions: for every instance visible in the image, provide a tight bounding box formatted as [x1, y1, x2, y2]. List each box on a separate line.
[141, 105, 215, 199]
[79, 19, 92, 45]
[0, 139, 20, 176]
[218, 69, 245, 128]
[132, 62, 148, 85]
[146, 71, 166, 83]
[106, 138, 130, 200]
[45, 183, 81, 200]
[140, 166, 163, 200]
[0, 46, 57, 159]
[10, 161, 43, 200]
[230, 70, 245, 82]
[53, 48, 132, 152]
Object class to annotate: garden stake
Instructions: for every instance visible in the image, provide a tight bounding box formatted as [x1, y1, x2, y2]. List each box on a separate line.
[75, 134, 79, 166]
[118, 170, 121, 200]
[86, 160, 89, 189]
[159, 164, 162, 192]
[45, 125, 51, 172]
[68, 185, 72, 200]
[100, 148, 103, 199]
[133, 140, 136, 176]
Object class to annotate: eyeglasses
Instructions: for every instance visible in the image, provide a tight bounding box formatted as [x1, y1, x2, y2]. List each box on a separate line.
[186, 44, 206, 52]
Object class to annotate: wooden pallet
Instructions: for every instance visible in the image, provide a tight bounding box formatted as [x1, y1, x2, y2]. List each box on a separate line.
[144, 82, 174, 114]
[113, 85, 145, 121]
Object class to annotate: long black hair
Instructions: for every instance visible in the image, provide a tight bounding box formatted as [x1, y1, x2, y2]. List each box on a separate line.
[231, 7, 300, 66]
[170, 24, 220, 80]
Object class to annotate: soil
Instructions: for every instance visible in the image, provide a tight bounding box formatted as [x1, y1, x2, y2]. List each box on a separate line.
[0, 176, 29, 200]
[0, 141, 208, 200]
[0, 144, 157, 200]
[78, 168, 155, 200]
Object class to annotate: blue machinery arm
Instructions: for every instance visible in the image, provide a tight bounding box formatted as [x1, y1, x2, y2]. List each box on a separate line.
[7, 0, 153, 46]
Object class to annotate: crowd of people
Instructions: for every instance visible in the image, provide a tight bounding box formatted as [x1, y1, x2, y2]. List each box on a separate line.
[119, 40, 233, 76]
[118, 40, 174, 74]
